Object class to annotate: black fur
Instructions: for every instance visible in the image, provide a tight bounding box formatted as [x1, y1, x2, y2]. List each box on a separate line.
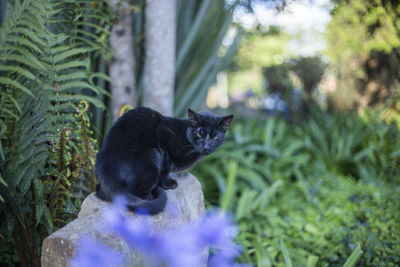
[95, 107, 233, 215]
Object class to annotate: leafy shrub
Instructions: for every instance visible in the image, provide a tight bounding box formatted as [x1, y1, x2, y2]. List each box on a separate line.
[262, 64, 293, 97]
[0, 0, 112, 265]
[290, 56, 326, 107]
[191, 111, 400, 266]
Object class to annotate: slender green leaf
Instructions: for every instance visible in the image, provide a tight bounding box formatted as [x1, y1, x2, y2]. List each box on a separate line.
[307, 255, 319, 267]
[343, 245, 362, 267]
[280, 240, 293, 267]
[0, 77, 35, 97]
[221, 160, 237, 211]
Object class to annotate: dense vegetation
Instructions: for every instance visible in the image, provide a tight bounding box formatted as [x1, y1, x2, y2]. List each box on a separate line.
[192, 111, 400, 266]
[0, 0, 399, 266]
[0, 0, 239, 266]
[326, 0, 400, 112]
[0, 0, 111, 266]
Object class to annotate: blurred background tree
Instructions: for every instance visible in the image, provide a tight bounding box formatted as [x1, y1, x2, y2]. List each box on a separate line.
[326, 0, 400, 114]
[291, 56, 326, 108]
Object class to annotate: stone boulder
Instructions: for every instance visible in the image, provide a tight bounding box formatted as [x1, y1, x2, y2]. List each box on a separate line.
[41, 172, 207, 267]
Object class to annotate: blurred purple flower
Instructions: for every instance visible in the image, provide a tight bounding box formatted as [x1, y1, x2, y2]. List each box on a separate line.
[198, 211, 241, 267]
[70, 236, 124, 267]
[102, 195, 159, 253]
[160, 222, 207, 267]
[75, 196, 243, 267]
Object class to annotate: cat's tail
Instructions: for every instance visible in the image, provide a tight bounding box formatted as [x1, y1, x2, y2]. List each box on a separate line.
[96, 184, 167, 215]
[124, 186, 167, 215]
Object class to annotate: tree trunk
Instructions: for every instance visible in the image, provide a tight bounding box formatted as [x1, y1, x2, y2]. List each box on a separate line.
[109, 1, 137, 121]
[142, 0, 176, 116]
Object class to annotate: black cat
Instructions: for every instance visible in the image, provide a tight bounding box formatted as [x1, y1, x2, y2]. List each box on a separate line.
[95, 107, 233, 215]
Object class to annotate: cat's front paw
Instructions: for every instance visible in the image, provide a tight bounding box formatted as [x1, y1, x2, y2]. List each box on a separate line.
[161, 178, 178, 190]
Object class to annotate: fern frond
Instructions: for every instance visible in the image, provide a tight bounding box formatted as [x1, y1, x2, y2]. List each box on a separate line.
[6, 36, 43, 54]
[0, 77, 35, 97]
[56, 72, 88, 82]
[0, 0, 112, 264]
[58, 81, 99, 95]
[52, 47, 94, 63]
[1, 106, 19, 120]
[49, 94, 105, 109]
[0, 65, 36, 80]
[9, 27, 47, 47]
[53, 61, 87, 72]
[5, 44, 47, 68]
[0, 54, 47, 72]
[76, 21, 111, 34]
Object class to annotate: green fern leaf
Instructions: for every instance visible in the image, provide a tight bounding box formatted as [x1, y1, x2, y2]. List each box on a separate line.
[6, 36, 43, 54]
[10, 26, 47, 47]
[0, 65, 36, 80]
[2, 107, 19, 120]
[76, 21, 111, 35]
[54, 60, 87, 72]
[43, 206, 53, 232]
[33, 178, 44, 197]
[75, 29, 102, 41]
[6, 95, 22, 114]
[4, 45, 48, 69]
[52, 47, 93, 63]
[0, 77, 35, 97]
[90, 72, 112, 83]
[58, 81, 99, 95]
[35, 201, 45, 226]
[50, 94, 105, 108]
[56, 72, 87, 82]
[20, 173, 34, 196]
[0, 54, 47, 72]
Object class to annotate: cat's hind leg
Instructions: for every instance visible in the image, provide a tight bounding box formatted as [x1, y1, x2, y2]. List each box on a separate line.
[129, 148, 164, 199]
[158, 154, 178, 190]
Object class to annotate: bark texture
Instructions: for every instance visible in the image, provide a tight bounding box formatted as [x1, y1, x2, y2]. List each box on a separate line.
[109, 0, 136, 121]
[142, 0, 176, 116]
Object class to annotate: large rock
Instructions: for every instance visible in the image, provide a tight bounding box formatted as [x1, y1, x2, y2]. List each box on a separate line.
[41, 172, 207, 267]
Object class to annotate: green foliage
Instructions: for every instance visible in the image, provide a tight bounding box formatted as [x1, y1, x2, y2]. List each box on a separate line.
[325, 0, 400, 113]
[174, 0, 242, 116]
[291, 56, 326, 95]
[228, 29, 291, 95]
[262, 63, 293, 96]
[233, 29, 291, 70]
[191, 111, 400, 266]
[0, 0, 112, 265]
[327, 0, 400, 61]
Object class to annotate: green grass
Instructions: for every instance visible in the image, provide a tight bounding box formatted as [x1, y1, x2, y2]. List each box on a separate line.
[191, 110, 400, 266]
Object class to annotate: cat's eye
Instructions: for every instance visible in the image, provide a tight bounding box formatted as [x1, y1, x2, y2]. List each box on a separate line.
[213, 136, 218, 140]
[197, 133, 202, 138]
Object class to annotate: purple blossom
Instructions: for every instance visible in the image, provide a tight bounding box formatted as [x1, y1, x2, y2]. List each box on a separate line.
[198, 211, 241, 267]
[159, 222, 208, 267]
[75, 196, 243, 267]
[70, 236, 124, 267]
[102, 196, 159, 253]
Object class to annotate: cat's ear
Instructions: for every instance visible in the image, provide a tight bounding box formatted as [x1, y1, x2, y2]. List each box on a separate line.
[188, 109, 200, 127]
[219, 115, 234, 132]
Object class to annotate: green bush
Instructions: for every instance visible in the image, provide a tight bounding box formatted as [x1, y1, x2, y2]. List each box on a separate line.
[191, 111, 400, 266]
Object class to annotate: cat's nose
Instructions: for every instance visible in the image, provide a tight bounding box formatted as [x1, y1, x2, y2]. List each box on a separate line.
[204, 142, 210, 150]
[204, 134, 210, 150]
